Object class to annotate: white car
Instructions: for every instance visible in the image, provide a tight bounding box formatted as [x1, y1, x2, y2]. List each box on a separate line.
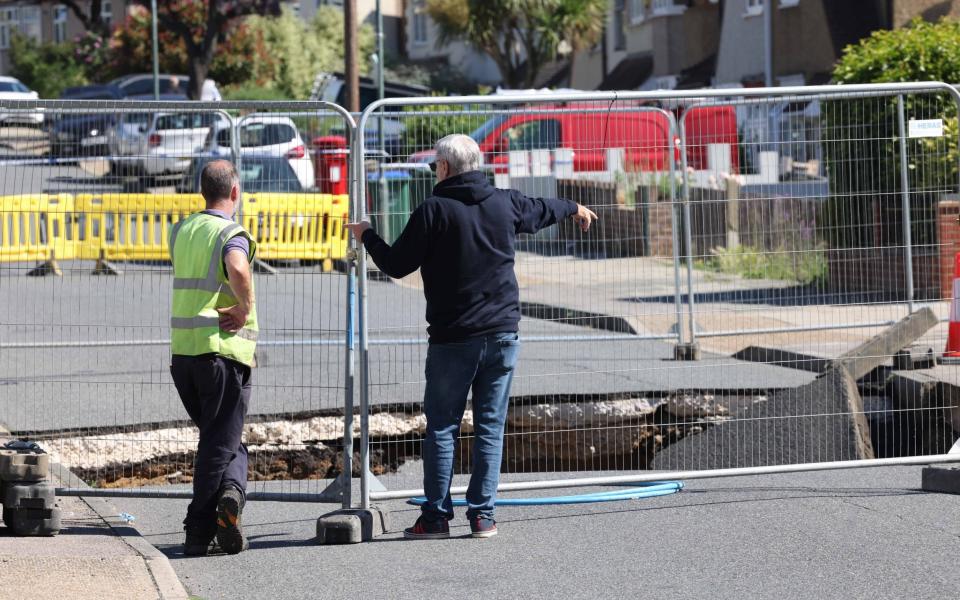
[204, 115, 315, 190]
[109, 111, 226, 177]
[0, 76, 43, 126]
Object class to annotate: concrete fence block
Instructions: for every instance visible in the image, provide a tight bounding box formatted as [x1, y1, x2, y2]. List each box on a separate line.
[4, 506, 62, 536]
[3, 481, 56, 510]
[0, 451, 50, 482]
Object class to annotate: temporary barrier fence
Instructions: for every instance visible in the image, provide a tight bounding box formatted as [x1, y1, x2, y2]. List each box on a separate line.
[2, 86, 960, 513]
[0, 99, 361, 507]
[354, 82, 960, 509]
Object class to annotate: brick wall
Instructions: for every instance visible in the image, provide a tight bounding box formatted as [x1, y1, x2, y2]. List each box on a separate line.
[938, 199, 960, 299]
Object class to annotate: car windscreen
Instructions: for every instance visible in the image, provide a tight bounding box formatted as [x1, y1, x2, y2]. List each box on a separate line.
[239, 123, 297, 147]
[0, 81, 23, 92]
[155, 113, 216, 130]
[238, 159, 303, 192]
[122, 113, 153, 127]
[469, 113, 507, 143]
[119, 77, 185, 96]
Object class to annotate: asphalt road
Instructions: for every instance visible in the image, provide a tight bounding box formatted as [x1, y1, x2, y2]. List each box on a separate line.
[111, 466, 960, 600]
[0, 263, 814, 432]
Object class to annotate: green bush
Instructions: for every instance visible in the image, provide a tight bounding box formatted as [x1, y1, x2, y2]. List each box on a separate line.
[398, 103, 493, 154]
[825, 18, 960, 249]
[221, 84, 293, 102]
[9, 34, 86, 98]
[246, 6, 374, 99]
[699, 245, 828, 285]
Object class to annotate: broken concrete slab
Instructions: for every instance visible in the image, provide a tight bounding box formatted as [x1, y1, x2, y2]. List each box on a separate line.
[652, 366, 873, 471]
[833, 307, 938, 381]
[889, 371, 958, 456]
[732, 346, 831, 374]
[893, 346, 936, 371]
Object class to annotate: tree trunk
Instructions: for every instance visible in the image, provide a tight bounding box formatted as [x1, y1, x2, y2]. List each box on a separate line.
[188, 61, 207, 101]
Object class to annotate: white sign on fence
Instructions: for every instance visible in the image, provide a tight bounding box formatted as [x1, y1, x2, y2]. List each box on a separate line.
[908, 119, 944, 138]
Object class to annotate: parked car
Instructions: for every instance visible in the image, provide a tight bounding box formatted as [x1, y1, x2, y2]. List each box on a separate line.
[180, 155, 305, 194]
[49, 84, 125, 157]
[108, 73, 221, 100]
[109, 104, 226, 178]
[202, 116, 315, 190]
[0, 76, 43, 126]
[312, 72, 426, 156]
[408, 103, 740, 173]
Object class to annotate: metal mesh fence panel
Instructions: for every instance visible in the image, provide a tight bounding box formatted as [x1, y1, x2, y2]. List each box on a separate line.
[355, 84, 960, 503]
[0, 100, 355, 503]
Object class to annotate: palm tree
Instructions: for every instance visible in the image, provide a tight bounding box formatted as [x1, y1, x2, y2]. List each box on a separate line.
[427, 0, 606, 89]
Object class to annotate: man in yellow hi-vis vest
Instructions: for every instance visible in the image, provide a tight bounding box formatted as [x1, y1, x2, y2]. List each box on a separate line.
[169, 160, 257, 556]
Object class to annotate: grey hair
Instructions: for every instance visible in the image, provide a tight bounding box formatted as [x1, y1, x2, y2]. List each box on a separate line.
[435, 134, 482, 175]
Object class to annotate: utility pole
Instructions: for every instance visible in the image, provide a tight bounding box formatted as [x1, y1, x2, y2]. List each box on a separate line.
[344, 0, 360, 113]
[376, 0, 384, 103]
[763, 0, 773, 87]
[150, 0, 159, 100]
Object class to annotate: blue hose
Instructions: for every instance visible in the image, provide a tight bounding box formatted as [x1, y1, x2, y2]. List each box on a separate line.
[407, 481, 683, 507]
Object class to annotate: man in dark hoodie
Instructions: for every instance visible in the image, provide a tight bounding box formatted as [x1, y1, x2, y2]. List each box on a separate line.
[346, 134, 596, 540]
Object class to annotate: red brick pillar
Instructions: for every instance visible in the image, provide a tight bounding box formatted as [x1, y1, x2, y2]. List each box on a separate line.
[938, 198, 960, 299]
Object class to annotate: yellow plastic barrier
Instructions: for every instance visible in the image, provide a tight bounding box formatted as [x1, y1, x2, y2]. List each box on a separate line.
[0, 194, 76, 265]
[241, 193, 349, 268]
[73, 193, 203, 261]
[1, 192, 350, 273]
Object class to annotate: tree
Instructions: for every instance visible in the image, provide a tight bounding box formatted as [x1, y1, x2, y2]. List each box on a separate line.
[60, 0, 110, 37]
[112, 4, 274, 92]
[426, 0, 605, 89]
[246, 6, 375, 99]
[130, 0, 281, 99]
[824, 18, 960, 250]
[9, 34, 87, 98]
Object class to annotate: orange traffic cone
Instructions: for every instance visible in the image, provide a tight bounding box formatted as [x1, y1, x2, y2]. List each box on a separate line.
[943, 253, 960, 361]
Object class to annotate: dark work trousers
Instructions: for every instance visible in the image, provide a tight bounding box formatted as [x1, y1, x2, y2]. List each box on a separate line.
[170, 354, 251, 533]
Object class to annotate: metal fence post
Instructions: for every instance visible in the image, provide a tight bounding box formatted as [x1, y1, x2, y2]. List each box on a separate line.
[668, 124, 684, 345]
[678, 115, 698, 352]
[340, 119, 358, 510]
[897, 94, 916, 315]
[357, 116, 372, 512]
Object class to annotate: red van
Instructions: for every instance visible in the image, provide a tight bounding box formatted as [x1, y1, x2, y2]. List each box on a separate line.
[409, 103, 739, 173]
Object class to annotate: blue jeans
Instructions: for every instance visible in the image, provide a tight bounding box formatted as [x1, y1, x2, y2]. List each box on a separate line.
[420, 332, 520, 522]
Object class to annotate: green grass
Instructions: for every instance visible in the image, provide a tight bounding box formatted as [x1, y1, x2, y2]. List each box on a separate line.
[697, 244, 828, 285]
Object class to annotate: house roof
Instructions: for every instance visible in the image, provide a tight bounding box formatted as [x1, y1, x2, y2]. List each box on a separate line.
[676, 53, 717, 90]
[598, 53, 655, 91]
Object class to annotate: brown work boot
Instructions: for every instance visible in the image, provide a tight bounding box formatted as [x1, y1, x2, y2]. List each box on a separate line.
[215, 486, 248, 554]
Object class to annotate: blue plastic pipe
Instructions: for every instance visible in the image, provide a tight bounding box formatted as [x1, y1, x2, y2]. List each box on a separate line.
[407, 481, 683, 507]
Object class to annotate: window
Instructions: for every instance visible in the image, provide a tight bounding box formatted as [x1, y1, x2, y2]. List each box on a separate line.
[745, 0, 763, 16]
[412, 0, 427, 44]
[240, 123, 297, 147]
[651, 0, 685, 15]
[779, 0, 799, 6]
[101, 1, 112, 27]
[505, 120, 561, 152]
[613, 0, 626, 51]
[20, 6, 40, 42]
[0, 8, 17, 50]
[53, 5, 68, 44]
[629, 0, 644, 24]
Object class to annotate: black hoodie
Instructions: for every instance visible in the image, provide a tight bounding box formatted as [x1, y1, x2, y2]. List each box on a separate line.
[361, 170, 577, 343]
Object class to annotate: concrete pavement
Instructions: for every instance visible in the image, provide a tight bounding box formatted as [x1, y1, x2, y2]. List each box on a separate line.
[0, 467, 187, 600]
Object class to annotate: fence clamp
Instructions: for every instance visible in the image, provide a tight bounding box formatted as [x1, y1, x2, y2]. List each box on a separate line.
[346, 248, 359, 263]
